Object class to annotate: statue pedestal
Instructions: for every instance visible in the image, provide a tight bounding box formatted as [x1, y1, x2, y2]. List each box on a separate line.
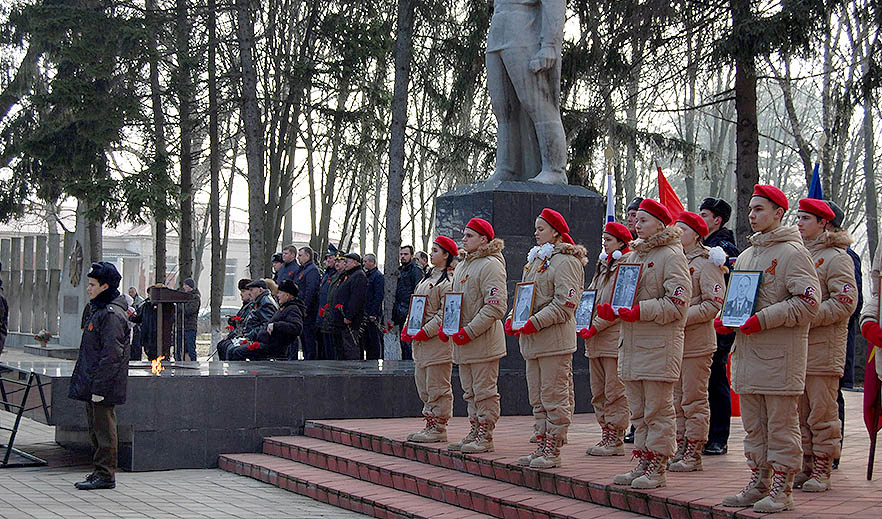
[435, 180, 604, 370]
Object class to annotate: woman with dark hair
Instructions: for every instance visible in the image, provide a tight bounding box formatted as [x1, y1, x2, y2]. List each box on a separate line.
[401, 236, 458, 442]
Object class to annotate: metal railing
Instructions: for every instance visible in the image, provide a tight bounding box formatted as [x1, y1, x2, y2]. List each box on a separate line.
[0, 368, 51, 467]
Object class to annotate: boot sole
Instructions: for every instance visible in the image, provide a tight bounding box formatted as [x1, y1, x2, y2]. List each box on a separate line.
[753, 503, 795, 513]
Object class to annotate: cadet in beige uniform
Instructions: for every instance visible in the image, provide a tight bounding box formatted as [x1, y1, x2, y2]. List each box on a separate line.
[794, 198, 857, 491]
[861, 243, 882, 380]
[582, 221, 632, 456]
[599, 199, 691, 490]
[507, 208, 586, 469]
[720, 185, 820, 514]
[401, 236, 459, 443]
[669, 211, 726, 472]
[442, 218, 508, 454]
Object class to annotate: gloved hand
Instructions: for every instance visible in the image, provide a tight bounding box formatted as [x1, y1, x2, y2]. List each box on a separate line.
[438, 330, 449, 343]
[714, 316, 734, 335]
[578, 326, 598, 340]
[862, 321, 882, 347]
[412, 329, 429, 342]
[400, 329, 413, 342]
[451, 329, 472, 346]
[739, 315, 762, 335]
[596, 303, 617, 322]
[503, 318, 516, 337]
[617, 304, 640, 322]
[519, 319, 538, 335]
[91, 394, 104, 403]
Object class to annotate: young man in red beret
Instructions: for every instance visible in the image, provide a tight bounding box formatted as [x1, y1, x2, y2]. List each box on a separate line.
[443, 218, 508, 453]
[720, 185, 820, 513]
[793, 198, 856, 492]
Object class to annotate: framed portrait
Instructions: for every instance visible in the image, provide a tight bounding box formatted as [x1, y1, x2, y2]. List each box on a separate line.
[442, 293, 464, 336]
[721, 271, 763, 328]
[575, 290, 597, 330]
[611, 263, 642, 313]
[406, 295, 428, 336]
[512, 282, 536, 330]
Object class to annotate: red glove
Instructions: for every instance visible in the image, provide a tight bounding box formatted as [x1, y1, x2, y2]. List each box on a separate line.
[862, 321, 882, 347]
[739, 314, 762, 335]
[519, 319, 538, 335]
[451, 328, 472, 346]
[714, 317, 734, 335]
[412, 329, 430, 342]
[503, 318, 516, 336]
[400, 329, 413, 342]
[618, 304, 640, 322]
[596, 303, 617, 322]
[438, 330, 449, 343]
[578, 326, 598, 340]
[247, 341, 260, 351]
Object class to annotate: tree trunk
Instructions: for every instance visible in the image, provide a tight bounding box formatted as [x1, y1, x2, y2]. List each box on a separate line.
[237, 0, 267, 279]
[176, 0, 194, 284]
[731, 0, 759, 246]
[383, 0, 415, 331]
[316, 76, 352, 256]
[864, 79, 878, 257]
[147, 0, 167, 286]
[207, 0, 223, 345]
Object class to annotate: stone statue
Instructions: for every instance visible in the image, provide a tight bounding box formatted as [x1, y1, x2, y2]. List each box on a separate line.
[485, 0, 568, 185]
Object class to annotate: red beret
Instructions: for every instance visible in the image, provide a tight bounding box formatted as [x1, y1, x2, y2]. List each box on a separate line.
[466, 217, 494, 240]
[798, 198, 834, 221]
[561, 233, 574, 245]
[638, 198, 673, 226]
[752, 184, 789, 210]
[433, 235, 458, 257]
[677, 211, 709, 238]
[538, 208, 569, 235]
[603, 222, 632, 245]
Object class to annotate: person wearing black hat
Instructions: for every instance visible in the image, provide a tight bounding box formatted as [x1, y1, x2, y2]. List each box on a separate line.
[216, 279, 254, 360]
[227, 279, 305, 360]
[322, 253, 367, 360]
[699, 196, 741, 457]
[316, 252, 340, 359]
[240, 279, 279, 342]
[69, 262, 130, 490]
[271, 253, 284, 282]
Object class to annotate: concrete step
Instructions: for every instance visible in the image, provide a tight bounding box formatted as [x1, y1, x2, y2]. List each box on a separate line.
[219, 452, 493, 519]
[263, 435, 643, 519]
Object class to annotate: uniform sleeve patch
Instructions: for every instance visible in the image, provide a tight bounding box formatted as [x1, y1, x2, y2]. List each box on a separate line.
[673, 286, 685, 297]
[800, 286, 817, 306]
[843, 283, 853, 293]
[567, 288, 576, 298]
[565, 301, 576, 308]
[713, 296, 725, 304]
[713, 283, 723, 293]
[837, 294, 854, 305]
[489, 287, 498, 296]
[488, 299, 501, 305]
[671, 297, 686, 306]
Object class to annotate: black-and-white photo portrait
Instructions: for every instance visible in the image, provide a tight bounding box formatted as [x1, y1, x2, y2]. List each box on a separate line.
[611, 263, 642, 312]
[721, 271, 763, 328]
[406, 295, 428, 336]
[442, 293, 463, 336]
[512, 282, 536, 330]
[575, 290, 597, 329]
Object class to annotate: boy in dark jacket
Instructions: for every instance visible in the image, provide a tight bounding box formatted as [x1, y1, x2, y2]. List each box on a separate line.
[228, 280, 304, 360]
[69, 262, 130, 490]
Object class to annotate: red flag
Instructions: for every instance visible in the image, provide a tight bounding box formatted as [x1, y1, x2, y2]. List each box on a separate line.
[865, 342, 882, 479]
[658, 166, 685, 218]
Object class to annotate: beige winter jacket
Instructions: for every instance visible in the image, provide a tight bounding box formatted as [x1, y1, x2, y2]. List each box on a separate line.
[584, 252, 628, 359]
[515, 242, 587, 360]
[617, 226, 691, 383]
[804, 230, 858, 376]
[860, 243, 882, 380]
[446, 238, 508, 365]
[683, 244, 725, 358]
[413, 267, 455, 368]
[731, 225, 820, 395]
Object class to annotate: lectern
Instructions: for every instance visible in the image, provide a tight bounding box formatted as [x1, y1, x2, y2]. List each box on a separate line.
[147, 286, 195, 359]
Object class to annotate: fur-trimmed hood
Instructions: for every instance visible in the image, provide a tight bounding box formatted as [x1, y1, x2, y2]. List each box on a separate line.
[805, 229, 853, 255]
[748, 224, 802, 248]
[630, 226, 684, 254]
[555, 242, 589, 265]
[465, 238, 505, 260]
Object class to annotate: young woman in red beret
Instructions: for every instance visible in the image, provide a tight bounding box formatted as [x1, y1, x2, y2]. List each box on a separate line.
[401, 236, 459, 443]
[669, 211, 726, 472]
[582, 221, 632, 456]
[507, 208, 587, 469]
[598, 199, 691, 489]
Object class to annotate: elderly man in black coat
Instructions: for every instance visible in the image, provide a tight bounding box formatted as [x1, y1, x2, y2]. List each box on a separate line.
[69, 262, 130, 490]
[324, 252, 367, 360]
[228, 279, 304, 360]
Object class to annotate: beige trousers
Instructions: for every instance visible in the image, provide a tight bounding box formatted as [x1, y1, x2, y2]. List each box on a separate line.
[415, 362, 453, 420]
[674, 354, 713, 442]
[798, 374, 841, 459]
[526, 354, 573, 438]
[624, 380, 676, 456]
[741, 393, 802, 472]
[459, 359, 500, 425]
[589, 356, 630, 430]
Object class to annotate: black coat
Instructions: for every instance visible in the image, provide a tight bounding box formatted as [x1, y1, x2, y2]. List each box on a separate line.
[243, 290, 279, 340]
[393, 261, 422, 325]
[255, 299, 305, 358]
[316, 269, 338, 327]
[325, 266, 367, 329]
[364, 267, 384, 320]
[69, 292, 131, 405]
[182, 288, 201, 331]
[294, 261, 321, 321]
[129, 299, 161, 360]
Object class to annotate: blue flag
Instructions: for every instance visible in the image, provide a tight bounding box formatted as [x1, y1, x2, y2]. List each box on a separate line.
[808, 163, 823, 200]
[606, 172, 615, 222]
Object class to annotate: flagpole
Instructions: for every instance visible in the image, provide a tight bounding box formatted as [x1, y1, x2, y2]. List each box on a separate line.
[605, 145, 616, 223]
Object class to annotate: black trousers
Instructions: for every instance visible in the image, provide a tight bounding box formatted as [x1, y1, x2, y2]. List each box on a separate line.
[362, 321, 383, 360]
[707, 342, 732, 445]
[335, 326, 361, 361]
[86, 402, 117, 480]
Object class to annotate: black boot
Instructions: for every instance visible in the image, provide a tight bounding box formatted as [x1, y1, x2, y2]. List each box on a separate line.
[623, 425, 635, 444]
[75, 475, 115, 490]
